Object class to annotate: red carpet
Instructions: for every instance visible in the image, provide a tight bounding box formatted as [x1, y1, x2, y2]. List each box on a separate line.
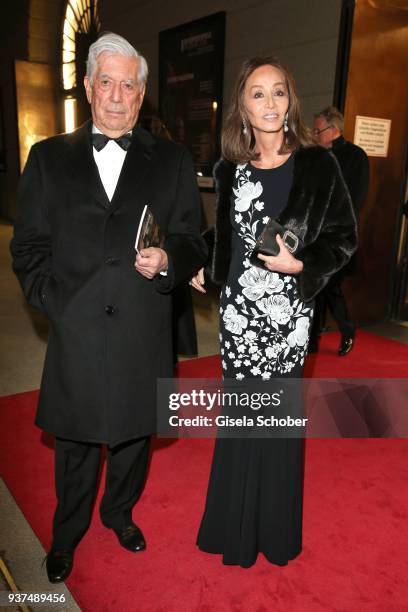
[1, 331, 408, 611]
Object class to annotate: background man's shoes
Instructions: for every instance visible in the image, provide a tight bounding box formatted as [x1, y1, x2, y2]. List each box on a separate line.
[46, 549, 73, 583]
[113, 523, 146, 552]
[338, 335, 354, 356]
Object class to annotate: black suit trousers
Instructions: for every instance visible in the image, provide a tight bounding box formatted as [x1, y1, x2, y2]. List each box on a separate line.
[52, 436, 150, 550]
[311, 271, 355, 340]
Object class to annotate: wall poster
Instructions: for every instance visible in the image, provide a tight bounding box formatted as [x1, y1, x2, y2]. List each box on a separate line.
[159, 12, 226, 190]
[353, 115, 391, 157]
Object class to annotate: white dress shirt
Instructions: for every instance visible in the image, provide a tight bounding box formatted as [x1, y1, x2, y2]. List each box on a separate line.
[92, 126, 127, 201]
[92, 125, 168, 275]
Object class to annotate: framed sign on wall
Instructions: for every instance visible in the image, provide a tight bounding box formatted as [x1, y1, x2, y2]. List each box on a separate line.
[159, 12, 226, 191]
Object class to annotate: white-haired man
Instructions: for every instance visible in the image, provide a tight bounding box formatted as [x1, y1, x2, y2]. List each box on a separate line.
[11, 32, 207, 582]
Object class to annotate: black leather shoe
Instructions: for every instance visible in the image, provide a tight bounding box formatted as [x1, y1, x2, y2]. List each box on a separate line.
[338, 336, 354, 356]
[45, 549, 73, 583]
[113, 523, 146, 552]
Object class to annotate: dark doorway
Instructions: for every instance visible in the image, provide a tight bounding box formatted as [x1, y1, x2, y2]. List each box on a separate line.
[332, 0, 408, 325]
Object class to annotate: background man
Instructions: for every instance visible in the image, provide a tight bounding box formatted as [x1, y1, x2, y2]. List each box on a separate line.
[311, 106, 369, 355]
[10, 33, 207, 582]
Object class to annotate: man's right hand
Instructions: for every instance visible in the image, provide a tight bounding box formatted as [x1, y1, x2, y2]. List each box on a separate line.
[190, 268, 206, 293]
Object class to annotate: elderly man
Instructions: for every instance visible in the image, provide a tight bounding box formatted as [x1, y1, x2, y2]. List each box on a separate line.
[311, 106, 369, 355]
[11, 33, 207, 582]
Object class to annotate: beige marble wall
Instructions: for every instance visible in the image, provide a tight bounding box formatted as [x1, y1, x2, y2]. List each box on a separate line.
[99, 0, 343, 125]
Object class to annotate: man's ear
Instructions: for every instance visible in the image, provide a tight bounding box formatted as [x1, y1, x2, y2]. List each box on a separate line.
[84, 76, 92, 104]
[138, 86, 146, 109]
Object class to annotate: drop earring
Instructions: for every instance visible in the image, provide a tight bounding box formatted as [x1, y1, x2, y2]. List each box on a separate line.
[284, 113, 289, 133]
[242, 117, 248, 135]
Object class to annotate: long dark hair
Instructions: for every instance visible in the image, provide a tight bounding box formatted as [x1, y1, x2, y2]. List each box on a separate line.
[222, 56, 313, 164]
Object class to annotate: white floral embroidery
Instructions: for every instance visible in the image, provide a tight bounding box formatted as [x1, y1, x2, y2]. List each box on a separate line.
[222, 304, 248, 335]
[233, 180, 263, 212]
[238, 268, 284, 301]
[265, 346, 277, 359]
[220, 163, 313, 377]
[287, 316, 310, 348]
[235, 163, 246, 178]
[257, 294, 293, 326]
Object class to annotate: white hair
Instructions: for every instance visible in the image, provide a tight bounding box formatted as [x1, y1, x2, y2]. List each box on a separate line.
[86, 32, 148, 86]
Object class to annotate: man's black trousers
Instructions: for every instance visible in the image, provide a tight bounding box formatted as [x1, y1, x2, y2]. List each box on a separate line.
[52, 436, 150, 550]
[311, 273, 355, 341]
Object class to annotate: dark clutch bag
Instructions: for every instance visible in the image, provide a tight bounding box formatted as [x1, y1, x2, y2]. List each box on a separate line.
[250, 218, 303, 269]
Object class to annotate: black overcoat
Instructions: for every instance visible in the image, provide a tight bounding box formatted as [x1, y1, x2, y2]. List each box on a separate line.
[331, 135, 369, 276]
[11, 122, 207, 445]
[206, 145, 358, 302]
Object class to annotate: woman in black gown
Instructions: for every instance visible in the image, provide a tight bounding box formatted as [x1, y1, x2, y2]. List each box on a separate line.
[191, 57, 357, 568]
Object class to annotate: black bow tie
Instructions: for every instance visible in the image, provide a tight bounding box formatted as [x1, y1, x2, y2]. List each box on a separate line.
[92, 132, 132, 151]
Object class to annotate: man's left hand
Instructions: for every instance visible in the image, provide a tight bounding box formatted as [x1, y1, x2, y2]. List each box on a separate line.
[135, 248, 168, 279]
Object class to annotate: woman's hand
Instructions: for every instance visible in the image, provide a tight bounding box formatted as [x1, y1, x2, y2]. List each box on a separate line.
[257, 234, 303, 274]
[190, 268, 206, 293]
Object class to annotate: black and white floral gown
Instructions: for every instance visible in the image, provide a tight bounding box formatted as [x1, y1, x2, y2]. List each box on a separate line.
[219, 157, 313, 379]
[197, 156, 313, 568]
